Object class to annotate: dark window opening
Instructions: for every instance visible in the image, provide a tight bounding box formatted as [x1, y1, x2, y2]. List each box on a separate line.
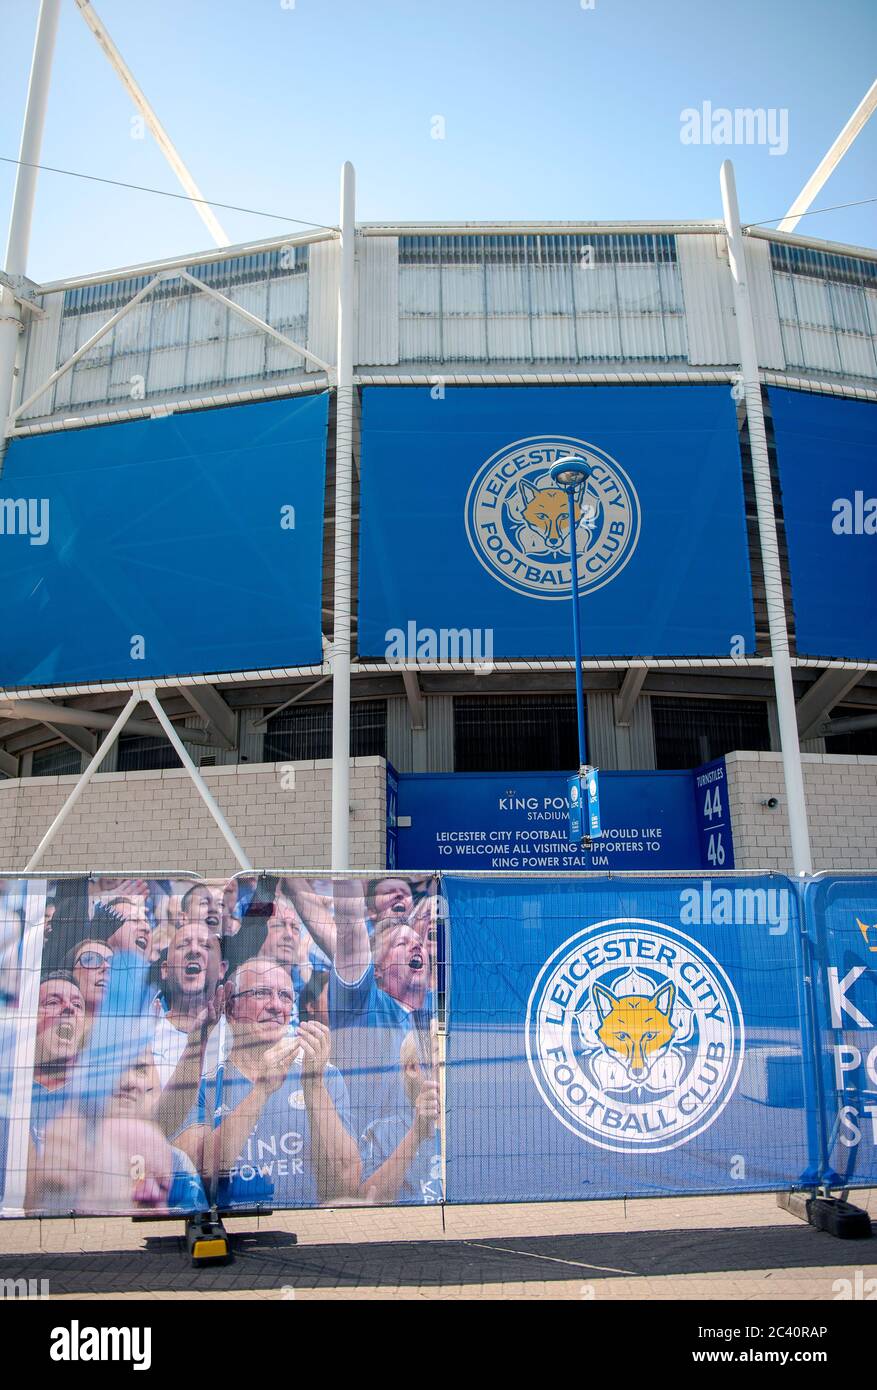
[652, 697, 771, 770]
[264, 700, 387, 762]
[32, 744, 83, 778]
[454, 694, 578, 772]
[117, 735, 182, 773]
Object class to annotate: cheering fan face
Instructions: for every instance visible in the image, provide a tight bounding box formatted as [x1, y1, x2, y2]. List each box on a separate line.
[162, 922, 224, 1003]
[374, 922, 430, 1005]
[370, 878, 414, 922]
[35, 978, 87, 1068]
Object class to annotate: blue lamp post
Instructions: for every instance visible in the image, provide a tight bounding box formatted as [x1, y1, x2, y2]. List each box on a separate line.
[548, 456, 602, 845]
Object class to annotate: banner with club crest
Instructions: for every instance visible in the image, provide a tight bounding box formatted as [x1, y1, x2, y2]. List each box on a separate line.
[443, 872, 815, 1202]
[357, 385, 755, 659]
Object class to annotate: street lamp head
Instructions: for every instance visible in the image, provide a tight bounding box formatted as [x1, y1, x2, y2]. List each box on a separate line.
[549, 457, 594, 490]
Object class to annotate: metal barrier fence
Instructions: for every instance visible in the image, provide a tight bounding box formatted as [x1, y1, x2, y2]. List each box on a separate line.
[0, 869, 873, 1217]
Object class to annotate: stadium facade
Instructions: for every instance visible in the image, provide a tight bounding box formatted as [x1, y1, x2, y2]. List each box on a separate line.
[1, 202, 876, 875]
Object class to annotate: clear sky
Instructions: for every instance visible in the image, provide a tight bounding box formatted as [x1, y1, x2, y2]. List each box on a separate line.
[1, 0, 875, 283]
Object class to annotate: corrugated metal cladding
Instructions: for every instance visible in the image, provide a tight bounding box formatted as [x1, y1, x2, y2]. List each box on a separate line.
[397, 233, 688, 364]
[307, 240, 338, 369]
[387, 694, 454, 772]
[677, 234, 785, 370]
[356, 237, 399, 365]
[18, 246, 311, 420]
[16, 293, 63, 421]
[677, 233, 737, 365]
[587, 690, 657, 770]
[770, 242, 877, 379]
[13, 230, 877, 425]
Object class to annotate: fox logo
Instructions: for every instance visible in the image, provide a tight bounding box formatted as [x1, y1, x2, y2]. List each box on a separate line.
[855, 918, 877, 953]
[518, 480, 591, 553]
[466, 436, 640, 600]
[593, 980, 677, 1083]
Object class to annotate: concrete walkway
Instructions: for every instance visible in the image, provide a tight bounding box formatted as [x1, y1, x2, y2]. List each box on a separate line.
[0, 1190, 874, 1300]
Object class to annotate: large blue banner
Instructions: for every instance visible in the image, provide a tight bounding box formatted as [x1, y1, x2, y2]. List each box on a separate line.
[804, 873, 877, 1189]
[445, 874, 811, 1202]
[770, 388, 877, 660]
[396, 770, 705, 871]
[0, 395, 328, 684]
[358, 385, 755, 658]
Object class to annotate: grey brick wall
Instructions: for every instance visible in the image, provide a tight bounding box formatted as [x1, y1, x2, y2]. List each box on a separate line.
[0, 757, 387, 875]
[726, 751, 877, 873]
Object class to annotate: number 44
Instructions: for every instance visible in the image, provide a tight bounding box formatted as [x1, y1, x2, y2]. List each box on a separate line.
[703, 786, 722, 820]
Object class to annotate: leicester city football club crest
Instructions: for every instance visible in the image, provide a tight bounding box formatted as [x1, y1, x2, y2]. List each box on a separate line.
[525, 920, 744, 1154]
[464, 435, 641, 600]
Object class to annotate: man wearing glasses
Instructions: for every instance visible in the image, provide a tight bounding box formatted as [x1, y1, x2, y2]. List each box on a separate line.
[174, 958, 360, 1208]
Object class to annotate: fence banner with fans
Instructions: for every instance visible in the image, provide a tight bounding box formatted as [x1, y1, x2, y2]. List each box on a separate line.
[0, 872, 439, 1216]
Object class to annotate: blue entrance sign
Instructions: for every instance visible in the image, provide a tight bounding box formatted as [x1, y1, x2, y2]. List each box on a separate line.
[693, 757, 735, 870]
[395, 769, 708, 871]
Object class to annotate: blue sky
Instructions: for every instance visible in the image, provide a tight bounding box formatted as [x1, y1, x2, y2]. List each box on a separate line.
[2, 0, 875, 282]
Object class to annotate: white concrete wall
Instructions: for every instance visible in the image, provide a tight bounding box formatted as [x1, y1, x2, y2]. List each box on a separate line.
[726, 751, 877, 873]
[0, 757, 386, 875]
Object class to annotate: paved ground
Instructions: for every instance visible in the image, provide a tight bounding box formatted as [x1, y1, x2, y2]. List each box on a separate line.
[0, 1190, 874, 1300]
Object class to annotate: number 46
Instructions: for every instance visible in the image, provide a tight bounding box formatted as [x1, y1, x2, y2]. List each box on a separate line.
[707, 832, 726, 866]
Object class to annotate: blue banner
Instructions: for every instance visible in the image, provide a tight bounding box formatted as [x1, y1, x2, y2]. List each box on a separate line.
[0, 395, 328, 684]
[445, 874, 811, 1202]
[693, 757, 735, 870]
[770, 388, 877, 660]
[804, 874, 877, 1188]
[358, 385, 755, 658]
[394, 769, 725, 871]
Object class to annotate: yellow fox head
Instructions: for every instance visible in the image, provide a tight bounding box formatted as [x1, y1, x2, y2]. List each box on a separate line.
[856, 918, 877, 952]
[593, 980, 677, 1083]
[518, 481, 580, 551]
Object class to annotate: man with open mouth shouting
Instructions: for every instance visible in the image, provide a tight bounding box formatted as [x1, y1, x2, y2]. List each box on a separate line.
[153, 921, 228, 1091]
[327, 878, 437, 1158]
[26, 971, 88, 1169]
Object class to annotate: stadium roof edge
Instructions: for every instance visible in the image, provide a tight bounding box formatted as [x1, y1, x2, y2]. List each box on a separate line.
[33, 220, 877, 297]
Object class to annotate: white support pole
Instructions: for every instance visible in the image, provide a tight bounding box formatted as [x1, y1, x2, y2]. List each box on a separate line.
[777, 79, 877, 234]
[331, 162, 355, 871]
[74, 0, 231, 248]
[0, 0, 61, 445]
[24, 689, 141, 870]
[721, 160, 812, 875]
[141, 686, 253, 871]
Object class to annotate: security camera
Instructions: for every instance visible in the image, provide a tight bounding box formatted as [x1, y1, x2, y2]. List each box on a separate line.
[761, 796, 779, 809]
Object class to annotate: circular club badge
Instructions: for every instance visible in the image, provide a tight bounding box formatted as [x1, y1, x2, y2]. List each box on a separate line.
[525, 920, 744, 1154]
[464, 435, 640, 600]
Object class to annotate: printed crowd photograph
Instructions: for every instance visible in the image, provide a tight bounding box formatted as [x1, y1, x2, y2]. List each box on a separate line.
[0, 0, 874, 1355]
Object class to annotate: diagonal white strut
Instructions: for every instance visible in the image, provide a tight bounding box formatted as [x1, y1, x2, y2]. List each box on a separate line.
[776, 78, 877, 234]
[74, 0, 231, 247]
[23, 685, 253, 871]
